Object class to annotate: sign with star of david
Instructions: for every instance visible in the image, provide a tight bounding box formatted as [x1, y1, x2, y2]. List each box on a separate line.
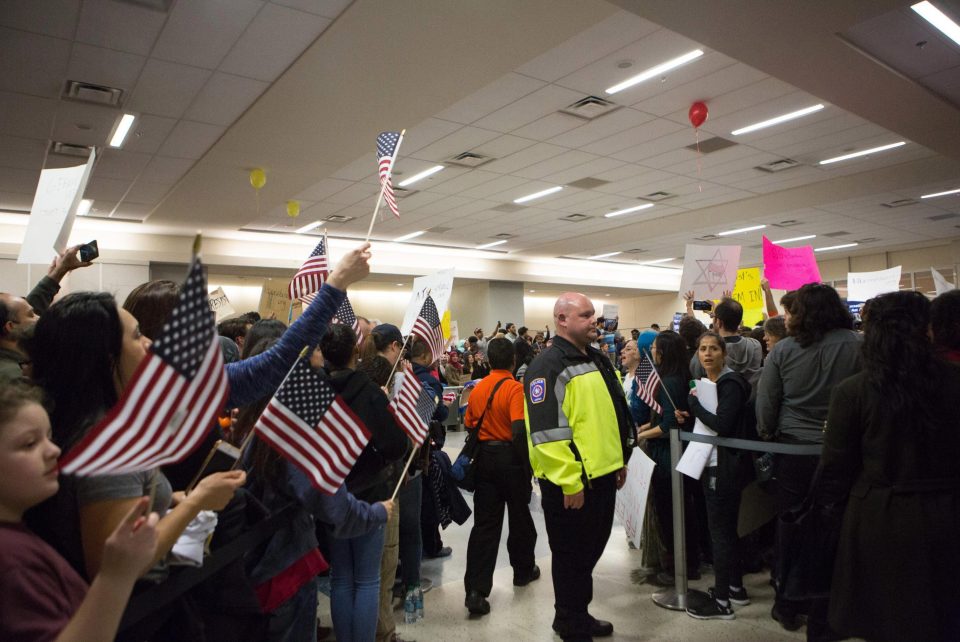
[678, 244, 742, 300]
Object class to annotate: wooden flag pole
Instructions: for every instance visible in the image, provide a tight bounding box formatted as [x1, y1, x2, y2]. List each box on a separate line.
[390, 444, 420, 502]
[364, 129, 406, 243]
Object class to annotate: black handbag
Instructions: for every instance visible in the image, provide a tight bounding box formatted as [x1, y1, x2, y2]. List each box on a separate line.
[454, 378, 508, 492]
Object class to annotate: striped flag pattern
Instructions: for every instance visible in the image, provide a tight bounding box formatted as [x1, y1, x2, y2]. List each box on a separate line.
[60, 257, 229, 475]
[377, 131, 401, 218]
[255, 358, 370, 494]
[388, 364, 437, 445]
[637, 363, 663, 415]
[289, 239, 329, 301]
[332, 296, 363, 346]
[411, 295, 445, 364]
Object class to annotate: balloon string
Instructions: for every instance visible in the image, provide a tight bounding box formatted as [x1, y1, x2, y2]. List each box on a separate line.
[696, 128, 703, 193]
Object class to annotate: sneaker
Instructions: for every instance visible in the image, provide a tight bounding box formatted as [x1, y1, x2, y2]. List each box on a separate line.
[687, 598, 735, 620]
[420, 578, 433, 594]
[465, 590, 490, 615]
[708, 586, 750, 607]
[513, 565, 541, 586]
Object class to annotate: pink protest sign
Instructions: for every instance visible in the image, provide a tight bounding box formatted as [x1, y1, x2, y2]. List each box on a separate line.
[762, 236, 822, 290]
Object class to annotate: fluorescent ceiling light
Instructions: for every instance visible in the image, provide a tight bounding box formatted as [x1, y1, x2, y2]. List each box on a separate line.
[605, 49, 704, 94]
[912, 1, 960, 47]
[589, 251, 622, 260]
[77, 199, 93, 216]
[921, 187, 960, 199]
[639, 257, 677, 265]
[731, 104, 825, 135]
[815, 242, 858, 252]
[718, 224, 767, 236]
[109, 113, 136, 148]
[513, 186, 562, 204]
[773, 234, 816, 243]
[398, 165, 444, 187]
[394, 230, 425, 242]
[819, 142, 905, 165]
[604, 203, 654, 218]
[476, 239, 507, 250]
[295, 221, 323, 234]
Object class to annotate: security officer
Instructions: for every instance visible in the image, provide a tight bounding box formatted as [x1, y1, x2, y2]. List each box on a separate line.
[524, 293, 634, 642]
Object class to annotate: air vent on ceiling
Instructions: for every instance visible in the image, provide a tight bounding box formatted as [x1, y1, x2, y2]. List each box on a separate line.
[559, 213, 591, 222]
[822, 230, 850, 237]
[695, 234, 720, 241]
[427, 225, 451, 233]
[559, 95, 621, 121]
[50, 141, 95, 158]
[639, 191, 676, 202]
[494, 233, 515, 239]
[881, 198, 919, 208]
[755, 158, 801, 173]
[685, 137, 737, 154]
[63, 80, 124, 106]
[928, 212, 959, 221]
[325, 214, 354, 223]
[446, 151, 493, 168]
[624, 248, 647, 254]
[771, 219, 802, 227]
[566, 177, 611, 190]
[492, 203, 523, 213]
[856, 237, 879, 243]
[116, 0, 174, 11]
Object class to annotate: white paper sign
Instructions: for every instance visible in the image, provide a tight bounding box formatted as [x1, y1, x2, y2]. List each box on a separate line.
[207, 287, 235, 321]
[18, 150, 96, 264]
[679, 244, 742, 299]
[614, 448, 656, 549]
[676, 378, 718, 480]
[932, 267, 956, 296]
[450, 320, 459, 345]
[847, 266, 901, 302]
[400, 268, 455, 336]
[601, 303, 619, 320]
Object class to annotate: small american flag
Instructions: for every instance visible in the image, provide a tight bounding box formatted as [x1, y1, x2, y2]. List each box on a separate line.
[377, 131, 401, 218]
[442, 391, 457, 405]
[388, 364, 437, 445]
[255, 358, 370, 494]
[411, 295, 445, 364]
[60, 257, 229, 475]
[289, 239, 329, 301]
[332, 296, 363, 346]
[637, 366, 662, 416]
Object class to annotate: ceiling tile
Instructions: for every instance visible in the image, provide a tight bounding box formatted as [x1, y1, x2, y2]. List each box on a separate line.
[0, 167, 40, 194]
[434, 73, 546, 125]
[0, 0, 80, 40]
[324, 181, 377, 205]
[67, 44, 146, 96]
[426, 169, 501, 196]
[139, 156, 195, 183]
[0, 190, 35, 211]
[0, 91, 57, 139]
[482, 142, 569, 174]
[51, 100, 118, 148]
[153, 0, 262, 69]
[541, 156, 625, 185]
[293, 177, 355, 201]
[83, 176, 130, 202]
[470, 134, 538, 159]
[472, 84, 584, 134]
[585, 119, 687, 158]
[113, 203, 153, 220]
[76, 0, 167, 56]
[127, 59, 212, 119]
[219, 4, 331, 82]
[460, 175, 531, 200]
[122, 114, 177, 154]
[93, 149, 152, 180]
[0, 28, 71, 98]
[271, 0, 352, 18]
[123, 180, 172, 205]
[157, 120, 226, 159]
[0, 135, 47, 170]
[185, 72, 269, 126]
[547, 107, 654, 149]
[510, 112, 583, 141]
[412, 126, 502, 162]
[514, 149, 602, 180]
[401, 118, 463, 155]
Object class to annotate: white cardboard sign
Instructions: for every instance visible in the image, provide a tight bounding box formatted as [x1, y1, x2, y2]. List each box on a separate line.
[399, 268, 455, 336]
[678, 244, 742, 299]
[847, 266, 901, 302]
[614, 448, 656, 549]
[932, 267, 956, 296]
[208, 287, 235, 321]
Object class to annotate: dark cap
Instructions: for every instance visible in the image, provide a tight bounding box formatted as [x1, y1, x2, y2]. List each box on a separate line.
[372, 322, 403, 345]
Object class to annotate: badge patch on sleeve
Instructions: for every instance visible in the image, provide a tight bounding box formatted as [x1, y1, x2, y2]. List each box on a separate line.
[529, 377, 547, 404]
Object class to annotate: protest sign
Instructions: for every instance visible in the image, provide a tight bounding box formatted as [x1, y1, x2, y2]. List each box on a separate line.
[207, 287, 235, 321]
[932, 267, 956, 296]
[258, 279, 301, 322]
[847, 266, 901, 302]
[762, 236, 821, 290]
[400, 268, 455, 336]
[679, 244, 741, 299]
[731, 267, 764, 326]
[614, 448, 656, 549]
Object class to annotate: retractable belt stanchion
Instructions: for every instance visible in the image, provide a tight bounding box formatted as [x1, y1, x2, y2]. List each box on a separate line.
[651, 425, 712, 611]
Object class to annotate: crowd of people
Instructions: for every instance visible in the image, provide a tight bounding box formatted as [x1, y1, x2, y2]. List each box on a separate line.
[0, 242, 958, 642]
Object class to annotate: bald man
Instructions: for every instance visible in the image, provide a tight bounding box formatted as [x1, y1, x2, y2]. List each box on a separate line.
[523, 293, 634, 641]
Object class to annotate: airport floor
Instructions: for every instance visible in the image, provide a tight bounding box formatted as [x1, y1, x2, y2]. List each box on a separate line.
[321, 430, 807, 641]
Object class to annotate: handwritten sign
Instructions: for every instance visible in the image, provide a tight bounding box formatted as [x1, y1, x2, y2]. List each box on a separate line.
[679, 244, 742, 299]
[614, 448, 656, 549]
[258, 279, 301, 322]
[18, 149, 96, 264]
[731, 267, 764, 326]
[207, 287, 235, 321]
[932, 267, 956, 296]
[847, 266, 901, 302]
[400, 268, 455, 335]
[601, 303, 619, 320]
[762, 236, 821, 290]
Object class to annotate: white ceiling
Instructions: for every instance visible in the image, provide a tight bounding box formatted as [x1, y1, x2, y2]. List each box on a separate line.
[1, 0, 959, 274]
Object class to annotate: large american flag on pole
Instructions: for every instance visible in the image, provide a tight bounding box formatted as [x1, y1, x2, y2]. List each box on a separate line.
[289, 239, 329, 301]
[332, 295, 363, 346]
[255, 358, 370, 494]
[60, 257, 229, 475]
[377, 131, 401, 218]
[411, 295, 445, 364]
[388, 363, 437, 445]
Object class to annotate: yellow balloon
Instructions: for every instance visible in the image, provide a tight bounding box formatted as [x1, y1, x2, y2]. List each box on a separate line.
[286, 200, 300, 218]
[249, 168, 266, 190]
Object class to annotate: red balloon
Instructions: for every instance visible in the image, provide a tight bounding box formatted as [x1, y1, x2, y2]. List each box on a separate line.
[688, 101, 708, 128]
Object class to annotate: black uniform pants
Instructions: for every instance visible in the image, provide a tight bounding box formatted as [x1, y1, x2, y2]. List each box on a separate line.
[464, 443, 537, 597]
[702, 467, 742, 600]
[540, 472, 616, 635]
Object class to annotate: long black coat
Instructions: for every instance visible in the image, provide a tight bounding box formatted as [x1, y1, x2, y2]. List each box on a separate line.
[816, 363, 960, 641]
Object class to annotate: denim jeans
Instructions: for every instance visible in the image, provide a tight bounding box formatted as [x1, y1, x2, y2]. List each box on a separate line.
[268, 576, 319, 642]
[330, 525, 386, 642]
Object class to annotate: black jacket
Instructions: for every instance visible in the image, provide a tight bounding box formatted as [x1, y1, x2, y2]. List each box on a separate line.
[326, 368, 409, 502]
[688, 368, 754, 490]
